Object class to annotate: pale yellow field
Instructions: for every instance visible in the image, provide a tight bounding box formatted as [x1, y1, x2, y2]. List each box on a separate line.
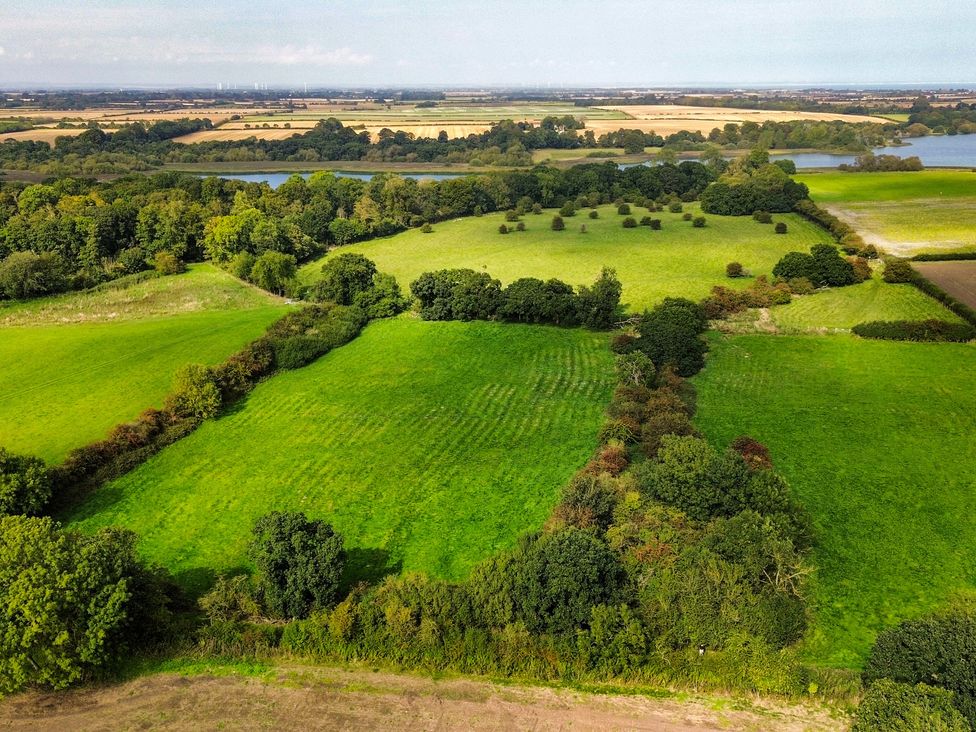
[172, 128, 304, 143]
[0, 128, 88, 143]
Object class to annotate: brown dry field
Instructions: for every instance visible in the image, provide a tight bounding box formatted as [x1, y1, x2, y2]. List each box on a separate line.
[913, 260, 976, 308]
[173, 128, 305, 143]
[0, 128, 88, 143]
[0, 665, 846, 731]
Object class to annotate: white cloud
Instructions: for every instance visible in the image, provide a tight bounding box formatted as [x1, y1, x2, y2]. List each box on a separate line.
[259, 45, 372, 66]
[0, 46, 5, 56]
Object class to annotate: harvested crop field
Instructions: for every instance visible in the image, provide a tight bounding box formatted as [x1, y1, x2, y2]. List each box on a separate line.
[914, 260, 976, 307]
[0, 664, 844, 732]
[0, 128, 88, 143]
[173, 128, 303, 143]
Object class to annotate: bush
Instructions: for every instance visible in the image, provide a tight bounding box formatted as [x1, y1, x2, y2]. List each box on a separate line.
[883, 260, 916, 283]
[649, 218, 662, 230]
[264, 304, 367, 368]
[753, 210, 773, 224]
[576, 267, 623, 330]
[498, 224, 509, 235]
[786, 277, 815, 295]
[250, 251, 297, 295]
[729, 436, 773, 470]
[726, 262, 744, 278]
[588, 210, 599, 219]
[577, 604, 648, 675]
[682, 212, 693, 221]
[853, 320, 975, 342]
[153, 251, 185, 275]
[0, 448, 50, 516]
[504, 210, 520, 222]
[560, 202, 577, 217]
[853, 680, 969, 732]
[421, 223, 433, 233]
[669, 202, 683, 213]
[622, 217, 637, 228]
[615, 351, 656, 387]
[617, 203, 631, 215]
[229, 251, 257, 281]
[515, 221, 526, 232]
[551, 215, 565, 231]
[774, 222, 788, 234]
[411, 269, 502, 321]
[692, 216, 706, 228]
[531, 203, 542, 214]
[848, 256, 872, 283]
[115, 247, 149, 275]
[249, 511, 346, 620]
[0, 251, 67, 299]
[352, 272, 408, 319]
[773, 244, 854, 287]
[639, 216, 652, 226]
[164, 363, 221, 420]
[199, 575, 261, 623]
[315, 253, 378, 305]
[557, 473, 621, 529]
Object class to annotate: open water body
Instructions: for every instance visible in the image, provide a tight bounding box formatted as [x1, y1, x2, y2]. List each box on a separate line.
[207, 134, 976, 186]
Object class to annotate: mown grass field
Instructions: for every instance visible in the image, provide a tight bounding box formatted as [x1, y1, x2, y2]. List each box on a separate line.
[300, 205, 832, 312]
[65, 318, 615, 592]
[0, 266, 288, 462]
[799, 170, 976, 254]
[693, 334, 976, 667]
[770, 273, 962, 332]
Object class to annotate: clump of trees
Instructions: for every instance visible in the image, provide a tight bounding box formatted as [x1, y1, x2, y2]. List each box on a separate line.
[839, 152, 924, 172]
[699, 151, 810, 216]
[410, 268, 622, 329]
[0, 448, 51, 516]
[772, 244, 856, 287]
[852, 320, 976, 343]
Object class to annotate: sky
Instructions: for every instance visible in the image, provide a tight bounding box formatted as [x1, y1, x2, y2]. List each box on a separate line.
[0, 0, 972, 88]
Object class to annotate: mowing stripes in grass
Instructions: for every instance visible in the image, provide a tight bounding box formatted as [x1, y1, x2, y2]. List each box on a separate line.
[64, 318, 615, 594]
[692, 334, 976, 668]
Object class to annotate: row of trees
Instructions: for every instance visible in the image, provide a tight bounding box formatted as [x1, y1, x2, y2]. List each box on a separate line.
[409, 268, 622, 329]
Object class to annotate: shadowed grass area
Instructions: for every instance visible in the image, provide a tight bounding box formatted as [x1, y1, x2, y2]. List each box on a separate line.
[65, 318, 615, 593]
[692, 334, 976, 668]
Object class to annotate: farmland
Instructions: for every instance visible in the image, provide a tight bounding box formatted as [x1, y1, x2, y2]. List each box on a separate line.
[693, 334, 976, 667]
[0, 266, 288, 462]
[800, 170, 976, 255]
[299, 205, 833, 312]
[913, 260, 976, 308]
[64, 318, 615, 592]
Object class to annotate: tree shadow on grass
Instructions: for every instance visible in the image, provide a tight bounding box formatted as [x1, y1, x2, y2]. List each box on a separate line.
[341, 547, 401, 594]
[173, 564, 251, 600]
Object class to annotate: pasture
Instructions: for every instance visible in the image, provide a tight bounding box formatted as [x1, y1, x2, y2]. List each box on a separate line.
[799, 170, 976, 255]
[0, 266, 288, 462]
[693, 334, 976, 667]
[769, 272, 961, 332]
[913, 260, 976, 308]
[64, 318, 615, 592]
[299, 205, 833, 312]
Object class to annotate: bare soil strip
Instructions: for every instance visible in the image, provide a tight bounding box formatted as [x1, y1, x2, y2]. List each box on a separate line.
[0, 665, 845, 731]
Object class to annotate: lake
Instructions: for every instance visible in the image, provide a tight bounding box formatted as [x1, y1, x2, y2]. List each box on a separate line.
[773, 134, 976, 169]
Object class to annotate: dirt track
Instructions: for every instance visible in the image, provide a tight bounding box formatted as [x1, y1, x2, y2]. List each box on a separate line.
[0, 665, 846, 731]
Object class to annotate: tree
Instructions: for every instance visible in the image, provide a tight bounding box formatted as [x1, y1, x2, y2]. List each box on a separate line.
[249, 251, 297, 295]
[0, 516, 173, 693]
[772, 251, 816, 281]
[551, 215, 565, 231]
[615, 351, 656, 387]
[165, 363, 221, 420]
[0, 251, 67, 300]
[512, 528, 627, 634]
[576, 267, 622, 330]
[352, 272, 408, 318]
[153, 251, 185, 275]
[315, 253, 378, 305]
[883, 260, 915, 283]
[774, 222, 788, 234]
[636, 298, 708, 376]
[0, 448, 50, 516]
[249, 511, 346, 619]
[853, 680, 968, 732]
[726, 262, 744, 278]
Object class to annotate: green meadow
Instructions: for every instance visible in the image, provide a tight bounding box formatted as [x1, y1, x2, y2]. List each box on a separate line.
[300, 205, 832, 312]
[693, 334, 976, 667]
[65, 318, 615, 592]
[0, 266, 288, 462]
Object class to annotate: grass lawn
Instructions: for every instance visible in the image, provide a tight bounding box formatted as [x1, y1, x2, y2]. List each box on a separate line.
[692, 334, 976, 668]
[770, 273, 962, 332]
[798, 171, 976, 254]
[0, 266, 289, 462]
[64, 318, 615, 593]
[300, 205, 832, 312]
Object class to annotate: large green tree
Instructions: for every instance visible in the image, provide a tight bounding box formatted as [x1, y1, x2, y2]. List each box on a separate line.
[0, 448, 50, 516]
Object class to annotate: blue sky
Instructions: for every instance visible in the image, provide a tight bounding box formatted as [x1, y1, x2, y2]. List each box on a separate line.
[0, 0, 971, 87]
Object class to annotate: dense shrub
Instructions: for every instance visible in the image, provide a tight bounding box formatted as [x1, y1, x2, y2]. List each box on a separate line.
[249, 512, 346, 620]
[853, 680, 969, 732]
[852, 320, 976, 343]
[729, 436, 773, 470]
[726, 262, 744, 278]
[153, 251, 185, 275]
[313, 253, 378, 305]
[559, 202, 576, 217]
[575, 268, 623, 330]
[115, 247, 149, 275]
[774, 222, 787, 234]
[639, 216, 653, 226]
[498, 224, 509, 234]
[772, 244, 854, 287]
[649, 218, 662, 230]
[351, 272, 408, 319]
[692, 216, 706, 228]
[848, 256, 872, 283]
[0, 448, 51, 516]
[622, 217, 637, 228]
[669, 202, 683, 213]
[0, 516, 175, 693]
[249, 251, 297, 295]
[588, 210, 598, 219]
[700, 165, 809, 215]
[682, 212, 693, 221]
[265, 304, 366, 368]
[883, 259, 915, 283]
[551, 215, 565, 231]
[863, 604, 976, 724]
[0, 251, 67, 299]
[516, 221, 526, 232]
[617, 203, 631, 215]
[504, 210, 520, 222]
[753, 210, 772, 224]
[636, 298, 708, 376]
[164, 363, 221, 420]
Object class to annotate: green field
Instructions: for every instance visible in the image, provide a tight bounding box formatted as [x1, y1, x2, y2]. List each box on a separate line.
[0, 266, 289, 462]
[65, 318, 614, 592]
[799, 170, 976, 254]
[770, 273, 962, 332]
[693, 334, 976, 667]
[300, 205, 833, 312]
